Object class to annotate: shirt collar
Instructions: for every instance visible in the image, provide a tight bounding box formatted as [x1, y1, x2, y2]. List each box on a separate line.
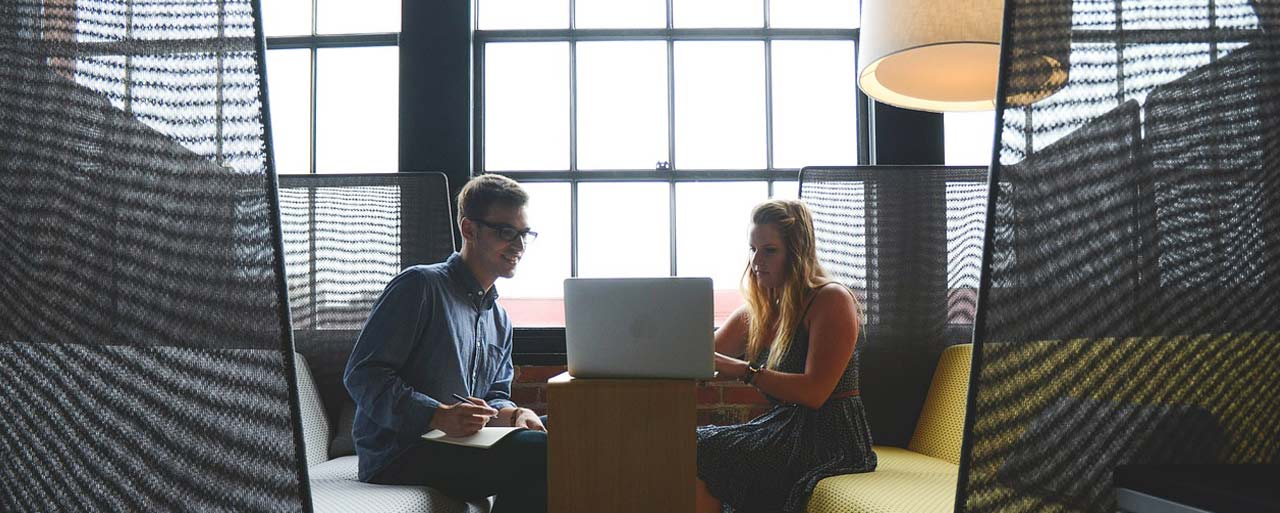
[445, 252, 499, 310]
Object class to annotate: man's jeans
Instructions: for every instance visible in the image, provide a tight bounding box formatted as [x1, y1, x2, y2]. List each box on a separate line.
[370, 429, 547, 513]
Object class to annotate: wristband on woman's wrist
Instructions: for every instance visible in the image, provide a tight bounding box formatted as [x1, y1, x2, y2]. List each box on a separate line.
[741, 362, 762, 385]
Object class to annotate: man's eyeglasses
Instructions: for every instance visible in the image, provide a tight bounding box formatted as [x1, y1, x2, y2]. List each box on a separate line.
[469, 217, 538, 245]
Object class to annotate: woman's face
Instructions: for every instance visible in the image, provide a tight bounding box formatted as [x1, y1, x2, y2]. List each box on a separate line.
[749, 222, 787, 290]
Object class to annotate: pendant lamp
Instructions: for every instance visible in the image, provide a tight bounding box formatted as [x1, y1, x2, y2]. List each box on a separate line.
[858, 0, 1069, 112]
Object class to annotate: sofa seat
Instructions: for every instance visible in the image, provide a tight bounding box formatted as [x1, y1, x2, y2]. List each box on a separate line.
[807, 344, 973, 513]
[807, 446, 957, 513]
[309, 456, 488, 513]
[296, 353, 491, 513]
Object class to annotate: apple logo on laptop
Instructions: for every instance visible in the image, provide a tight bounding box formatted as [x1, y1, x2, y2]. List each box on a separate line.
[629, 313, 659, 342]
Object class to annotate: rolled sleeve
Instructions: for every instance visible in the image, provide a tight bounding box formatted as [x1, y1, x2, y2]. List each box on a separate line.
[344, 270, 441, 435]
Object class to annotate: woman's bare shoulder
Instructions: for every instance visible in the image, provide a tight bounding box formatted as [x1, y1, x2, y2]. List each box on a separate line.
[807, 282, 857, 317]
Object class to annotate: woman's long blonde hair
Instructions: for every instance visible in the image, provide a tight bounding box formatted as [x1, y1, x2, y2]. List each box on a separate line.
[743, 199, 843, 369]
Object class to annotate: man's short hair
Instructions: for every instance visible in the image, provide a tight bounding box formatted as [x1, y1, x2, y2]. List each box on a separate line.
[457, 174, 528, 222]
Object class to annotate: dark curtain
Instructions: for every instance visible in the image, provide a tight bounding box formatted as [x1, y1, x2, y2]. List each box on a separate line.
[801, 165, 987, 447]
[0, 0, 307, 511]
[962, 1, 1280, 512]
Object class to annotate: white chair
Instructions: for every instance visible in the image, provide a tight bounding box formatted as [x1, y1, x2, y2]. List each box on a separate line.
[295, 353, 491, 513]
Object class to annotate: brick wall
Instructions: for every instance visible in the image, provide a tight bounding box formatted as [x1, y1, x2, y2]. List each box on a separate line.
[514, 365, 771, 425]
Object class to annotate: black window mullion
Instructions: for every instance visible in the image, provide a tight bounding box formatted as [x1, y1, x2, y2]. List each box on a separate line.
[764, 0, 772, 192]
[666, 0, 678, 275]
[669, 179, 678, 277]
[568, 0, 578, 278]
[309, 47, 317, 175]
[309, 0, 317, 175]
[764, 38, 775, 187]
[666, 38, 676, 176]
[473, 42, 485, 176]
[569, 41, 578, 176]
[570, 180, 579, 277]
[474, 28, 857, 42]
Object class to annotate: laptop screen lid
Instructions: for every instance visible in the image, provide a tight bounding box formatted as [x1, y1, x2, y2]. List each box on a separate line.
[563, 277, 715, 379]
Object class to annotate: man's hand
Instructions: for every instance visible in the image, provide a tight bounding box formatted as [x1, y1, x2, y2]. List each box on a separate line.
[429, 400, 498, 437]
[513, 408, 546, 432]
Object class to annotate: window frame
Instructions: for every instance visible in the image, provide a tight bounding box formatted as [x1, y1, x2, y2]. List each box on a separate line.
[265, 27, 399, 175]
[472, 15, 871, 339]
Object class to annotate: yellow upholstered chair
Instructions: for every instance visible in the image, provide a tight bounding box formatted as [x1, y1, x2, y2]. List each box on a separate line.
[806, 343, 972, 513]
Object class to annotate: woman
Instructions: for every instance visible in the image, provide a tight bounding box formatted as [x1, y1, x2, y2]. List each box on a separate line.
[696, 199, 876, 513]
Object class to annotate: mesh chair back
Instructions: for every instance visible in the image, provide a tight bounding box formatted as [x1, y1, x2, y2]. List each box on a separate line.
[962, 2, 1280, 512]
[799, 165, 987, 447]
[0, 0, 308, 512]
[278, 172, 456, 433]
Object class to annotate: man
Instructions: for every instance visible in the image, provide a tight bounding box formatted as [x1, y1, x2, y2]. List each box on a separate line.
[345, 174, 547, 513]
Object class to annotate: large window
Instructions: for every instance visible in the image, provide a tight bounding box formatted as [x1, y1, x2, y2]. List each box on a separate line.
[262, 1, 400, 174]
[476, 1, 864, 326]
[945, 111, 996, 167]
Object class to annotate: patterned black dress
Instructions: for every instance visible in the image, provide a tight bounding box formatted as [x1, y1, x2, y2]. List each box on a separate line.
[696, 292, 877, 513]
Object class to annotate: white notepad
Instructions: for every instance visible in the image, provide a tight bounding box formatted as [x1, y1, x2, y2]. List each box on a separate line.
[421, 427, 526, 449]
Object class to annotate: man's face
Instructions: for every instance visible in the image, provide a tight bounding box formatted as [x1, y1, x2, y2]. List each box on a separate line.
[466, 204, 529, 280]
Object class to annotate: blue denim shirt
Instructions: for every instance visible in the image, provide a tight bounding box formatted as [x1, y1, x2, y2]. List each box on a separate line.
[344, 253, 517, 481]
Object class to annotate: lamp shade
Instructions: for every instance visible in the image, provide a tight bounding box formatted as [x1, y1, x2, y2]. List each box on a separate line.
[858, 0, 1069, 112]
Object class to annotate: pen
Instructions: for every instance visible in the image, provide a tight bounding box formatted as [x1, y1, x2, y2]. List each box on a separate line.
[451, 393, 499, 418]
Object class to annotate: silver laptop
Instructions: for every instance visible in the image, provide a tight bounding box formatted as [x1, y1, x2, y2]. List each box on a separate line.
[563, 277, 715, 379]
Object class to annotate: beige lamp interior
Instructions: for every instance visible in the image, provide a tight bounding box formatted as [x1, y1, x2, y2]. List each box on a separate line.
[859, 0, 1066, 112]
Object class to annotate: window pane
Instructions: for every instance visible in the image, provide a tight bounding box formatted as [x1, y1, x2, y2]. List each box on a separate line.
[500, 183, 571, 327]
[947, 181, 986, 324]
[769, 0, 859, 28]
[578, 183, 670, 277]
[262, 0, 312, 37]
[945, 111, 996, 166]
[1120, 0, 1209, 30]
[266, 49, 312, 174]
[676, 182, 768, 323]
[317, 0, 399, 34]
[1215, 0, 1261, 29]
[674, 42, 765, 169]
[577, 0, 664, 28]
[74, 56, 127, 110]
[478, 0, 569, 29]
[771, 41, 858, 168]
[484, 43, 570, 171]
[674, 0, 763, 28]
[315, 47, 398, 173]
[773, 180, 800, 199]
[577, 42, 668, 170]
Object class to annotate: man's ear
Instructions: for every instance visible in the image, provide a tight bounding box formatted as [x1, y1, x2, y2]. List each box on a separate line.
[459, 217, 476, 243]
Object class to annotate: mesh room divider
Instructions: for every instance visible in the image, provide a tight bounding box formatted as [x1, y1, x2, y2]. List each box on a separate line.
[800, 165, 987, 448]
[0, 1, 310, 512]
[278, 172, 455, 456]
[962, 1, 1280, 512]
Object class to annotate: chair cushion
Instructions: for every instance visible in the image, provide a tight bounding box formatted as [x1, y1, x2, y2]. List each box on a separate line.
[907, 344, 971, 465]
[310, 456, 491, 513]
[807, 446, 957, 513]
[295, 353, 333, 468]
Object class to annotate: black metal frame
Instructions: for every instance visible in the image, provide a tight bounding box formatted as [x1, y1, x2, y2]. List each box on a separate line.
[264, 0, 952, 361]
[263, 0, 399, 176]
[473, 1, 869, 282]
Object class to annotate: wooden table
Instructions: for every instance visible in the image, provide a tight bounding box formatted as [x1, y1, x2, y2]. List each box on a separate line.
[547, 372, 696, 513]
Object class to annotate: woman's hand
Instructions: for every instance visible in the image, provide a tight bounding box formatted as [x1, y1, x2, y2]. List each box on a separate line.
[714, 352, 750, 381]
